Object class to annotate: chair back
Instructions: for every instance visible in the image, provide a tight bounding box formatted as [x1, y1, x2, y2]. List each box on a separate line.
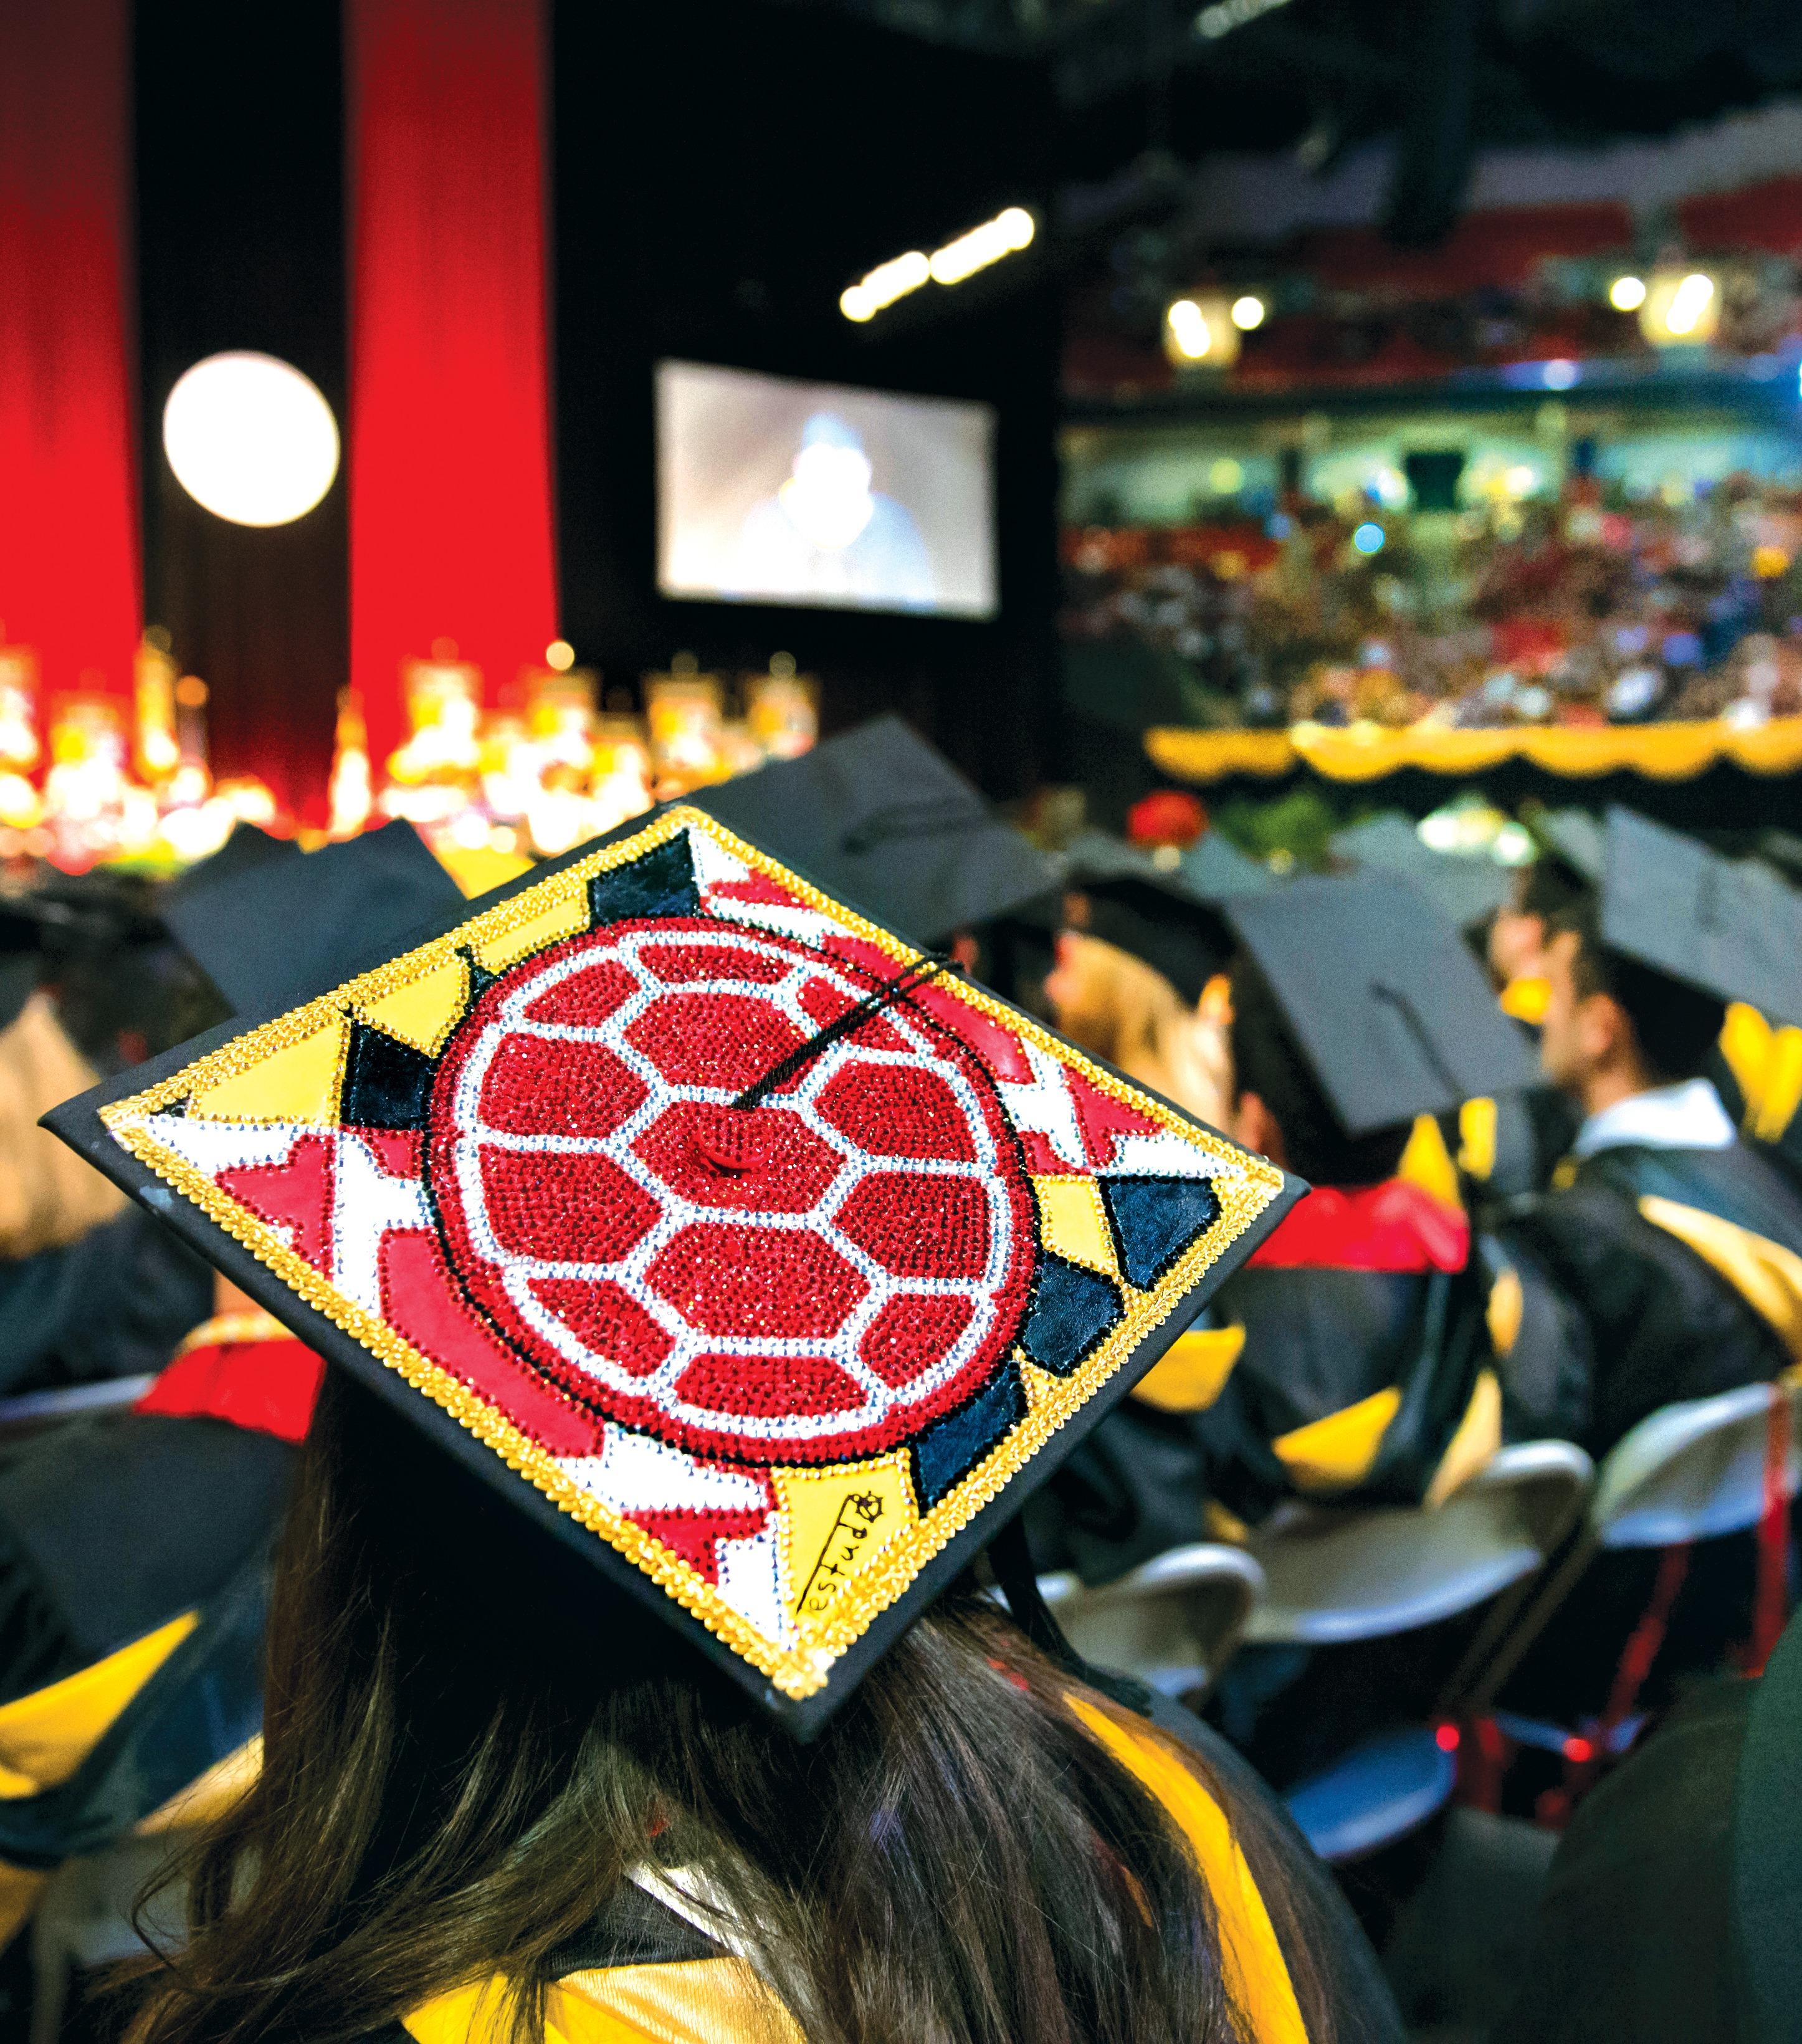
[1244, 1440, 1594, 1647]
[1038, 1543, 1265, 1698]
[1591, 1378, 1802, 1550]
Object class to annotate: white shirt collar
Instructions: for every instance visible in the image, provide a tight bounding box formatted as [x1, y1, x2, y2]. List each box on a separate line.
[1572, 1077, 1738, 1160]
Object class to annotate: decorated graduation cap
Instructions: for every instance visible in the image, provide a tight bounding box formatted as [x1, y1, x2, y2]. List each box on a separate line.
[49, 805, 1298, 1736]
[690, 715, 1059, 949]
[1061, 831, 1260, 1006]
[1224, 874, 1540, 1136]
[1599, 808, 1802, 1027]
[1331, 811, 1514, 933]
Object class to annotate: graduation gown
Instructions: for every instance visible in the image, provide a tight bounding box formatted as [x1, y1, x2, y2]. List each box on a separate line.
[1495, 1138, 1802, 1457]
[373, 1697, 1402, 2044]
[0, 1321, 320, 1942]
[1031, 1179, 1503, 1582]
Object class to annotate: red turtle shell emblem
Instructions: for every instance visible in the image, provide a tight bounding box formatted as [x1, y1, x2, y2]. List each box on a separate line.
[428, 918, 1039, 1465]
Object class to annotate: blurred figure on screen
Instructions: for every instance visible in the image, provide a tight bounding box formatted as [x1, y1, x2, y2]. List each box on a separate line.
[733, 412, 936, 609]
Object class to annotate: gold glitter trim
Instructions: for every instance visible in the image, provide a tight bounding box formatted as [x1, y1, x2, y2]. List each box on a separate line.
[102, 807, 1287, 1701]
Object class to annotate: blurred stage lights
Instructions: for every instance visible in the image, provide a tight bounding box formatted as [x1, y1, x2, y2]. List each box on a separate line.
[840, 207, 1034, 322]
[1163, 295, 1241, 369]
[1608, 274, 1647, 312]
[1229, 294, 1267, 330]
[1351, 522, 1385, 555]
[1641, 270, 1718, 345]
[163, 351, 339, 527]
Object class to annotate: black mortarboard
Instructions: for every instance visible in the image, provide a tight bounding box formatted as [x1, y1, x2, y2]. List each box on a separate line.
[1331, 812, 1514, 932]
[1061, 833, 1250, 1006]
[690, 716, 1059, 950]
[1224, 874, 1540, 1135]
[162, 819, 464, 1018]
[1599, 808, 1802, 1027]
[47, 805, 1299, 1737]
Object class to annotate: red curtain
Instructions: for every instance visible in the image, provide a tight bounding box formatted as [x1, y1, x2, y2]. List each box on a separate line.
[345, 0, 559, 764]
[0, 0, 140, 702]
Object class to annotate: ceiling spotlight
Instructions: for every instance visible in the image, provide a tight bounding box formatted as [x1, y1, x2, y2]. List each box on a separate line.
[1608, 274, 1647, 312]
[1229, 294, 1267, 330]
[1166, 300, 1211, 360]
[163, 351, 339, 527]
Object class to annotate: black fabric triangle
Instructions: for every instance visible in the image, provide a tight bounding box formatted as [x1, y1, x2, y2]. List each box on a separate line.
[1099, 1175, 1220, 1291]
[588, 831, 699, 927]
[1019, 1256, 1123, 1377]
[911, 1360, 1027, 1511]
[342, 1018, 436, 1131]
[460, 943, 501, 1000]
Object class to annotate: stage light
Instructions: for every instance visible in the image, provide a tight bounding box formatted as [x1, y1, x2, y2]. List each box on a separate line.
[162, 352, 339, 527]
[928, 206, 1036, 286]
[1230, 294, 1266, 330]
[839, 250, 930, 323]
[1608, 274, 1646, 312]
[1541, 359, 1578, 389]
[1166, 299, 1210, 360]
[841, 210, 1034, 321]
[545, 639, 575, 671]
[1640, 269, 1719, 345]
[1352, 522, 1385, 555]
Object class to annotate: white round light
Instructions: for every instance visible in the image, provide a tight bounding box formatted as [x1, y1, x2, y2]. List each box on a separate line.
[1608, 274, 1647, 312]
[1230, 294, 1267, 330]
[162, 351, 340, 527]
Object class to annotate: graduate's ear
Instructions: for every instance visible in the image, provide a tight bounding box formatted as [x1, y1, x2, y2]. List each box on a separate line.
[1233, 1089, 1287, 1168]
[1583, 990, 1638, 1076]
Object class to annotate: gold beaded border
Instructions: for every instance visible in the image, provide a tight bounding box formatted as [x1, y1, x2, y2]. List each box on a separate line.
[102, 806, 1288, 1699]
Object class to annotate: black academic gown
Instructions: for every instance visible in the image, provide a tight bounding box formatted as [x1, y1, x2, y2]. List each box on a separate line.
[1495, 1139, 1802, 1458]
[0, 1398, 295, 1941]
[1031, 1181, 1500, 1584]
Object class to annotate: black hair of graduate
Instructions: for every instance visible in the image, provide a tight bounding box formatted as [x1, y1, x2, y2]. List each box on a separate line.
[119, 1368, 1340, 2044]
[1556, 897, 1727, 1086]
[1228, 952, 1414, 1188]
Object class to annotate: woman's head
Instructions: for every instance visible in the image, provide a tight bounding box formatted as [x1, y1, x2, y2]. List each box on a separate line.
[123, 1369, 1317, 2044]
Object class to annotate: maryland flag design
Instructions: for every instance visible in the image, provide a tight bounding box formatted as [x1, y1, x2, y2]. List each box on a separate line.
[92, 809, 1290, 1723]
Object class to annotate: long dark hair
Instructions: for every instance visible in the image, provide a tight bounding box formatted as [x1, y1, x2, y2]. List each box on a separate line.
[123, 1370, 1333, 2044]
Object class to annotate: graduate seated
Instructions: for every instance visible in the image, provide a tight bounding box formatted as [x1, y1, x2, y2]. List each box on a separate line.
[1035, 873, 1539, 1585]
[1494, 810, 1802, 1458]
[0, 824, 464, 1957]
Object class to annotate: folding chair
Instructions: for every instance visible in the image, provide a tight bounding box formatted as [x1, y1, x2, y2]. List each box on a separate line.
[1463, 1377, 1802, 1724]
[1038, 1543, 1266, 1702]
[1239, 1441, 1594, 1860]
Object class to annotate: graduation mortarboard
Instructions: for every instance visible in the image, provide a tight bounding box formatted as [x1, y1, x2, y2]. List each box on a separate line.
[1331, 812, 1514, 932]
[1061, 831, 1257, 1006]
[1224, 874, 1540, 1136]
[691, 716, 1060, 950]
[161, 819, 465, 1019]
[1599, 808, 1802, 1028]
[49, 806, 1297, 1737]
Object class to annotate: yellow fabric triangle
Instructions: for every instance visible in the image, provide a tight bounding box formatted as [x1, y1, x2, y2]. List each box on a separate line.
[1067, 1698, 1308, 2044]
[1457, 1096, 1498, 1183]
[1132, 1325, 1244, 1413]
[1498, 976, 1550, 1025]
[1397, 1114, 1463, 1215]
[1423, 1369, 1502, 1508]
[775, 1457, 913, 1626]
[188, 1017, 348, 1125]
[475, 889, 588, 972]
[1034, 1174, 1119, 1277]
[1639, 1195, 1802, 1366]
[0, 1610, 198, 1797]
[358, 953, 471, 1056]
[1271, 1385, 1402, 1493]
